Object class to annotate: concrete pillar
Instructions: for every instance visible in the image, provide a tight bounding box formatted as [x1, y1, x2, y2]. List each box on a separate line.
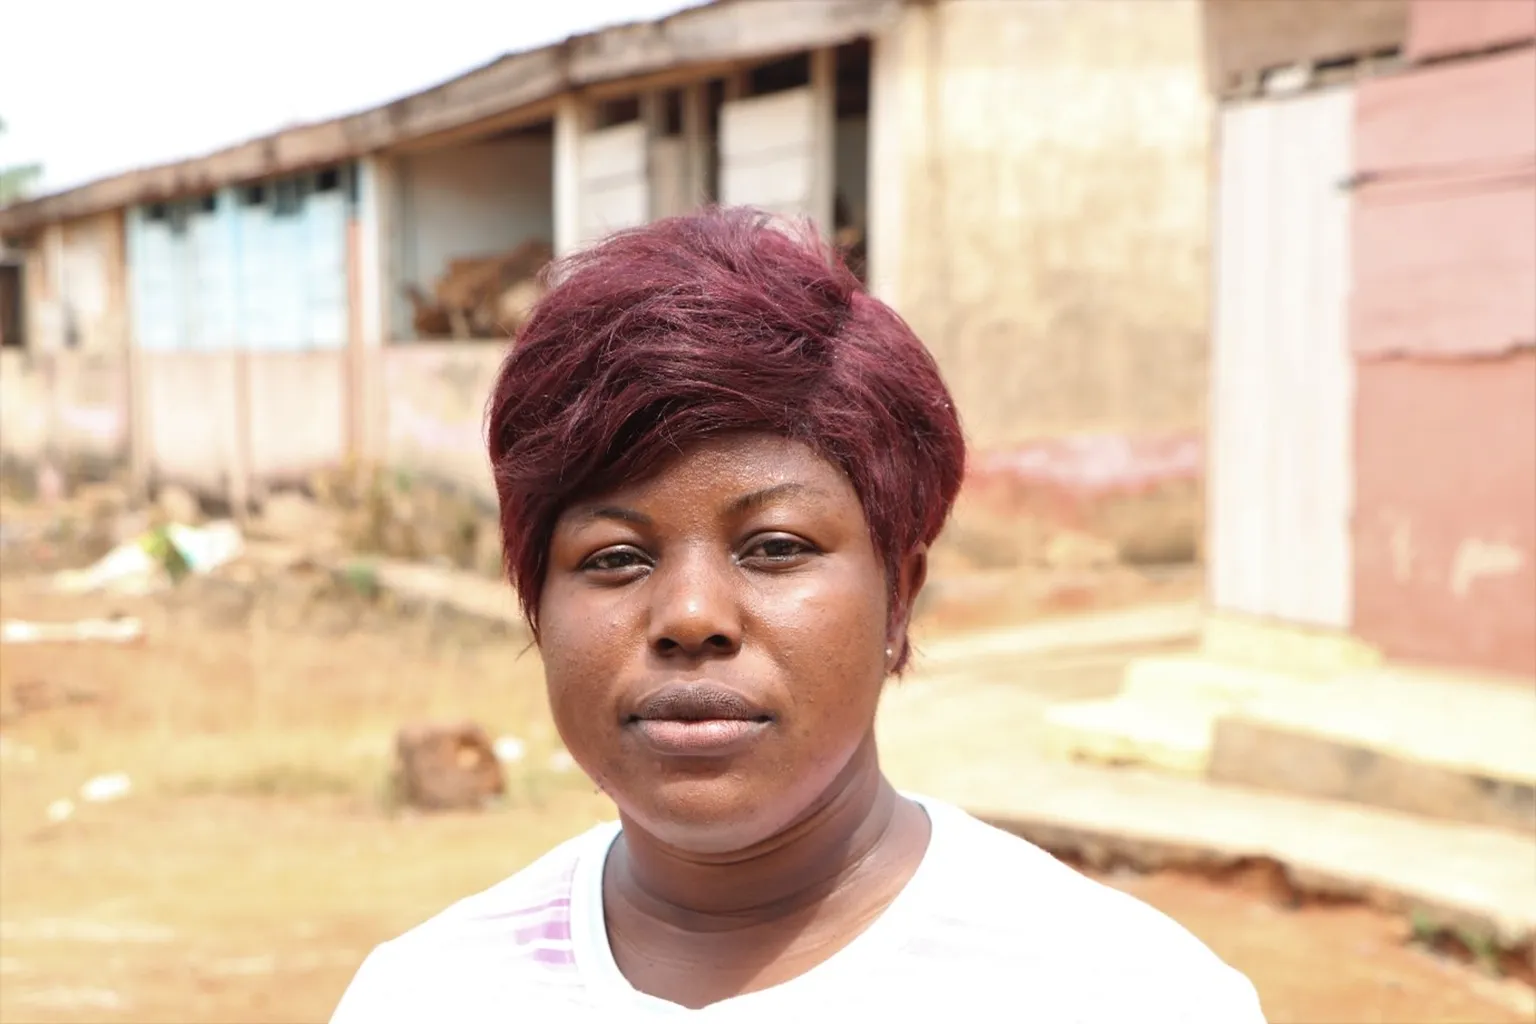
[682, 82, 711, 207]
[866, 19, 910, 308]
[554, 94, 584, 258]
[351, 156, 393, 463]
[810, 47, 837, 237]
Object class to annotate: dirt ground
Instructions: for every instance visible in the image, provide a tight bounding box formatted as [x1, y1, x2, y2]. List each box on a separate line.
[1, 570, 1531, 1023]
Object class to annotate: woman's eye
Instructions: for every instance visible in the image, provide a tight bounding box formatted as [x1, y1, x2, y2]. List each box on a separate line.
[582, 548, 648, 572]
[744, 536, 815, 562]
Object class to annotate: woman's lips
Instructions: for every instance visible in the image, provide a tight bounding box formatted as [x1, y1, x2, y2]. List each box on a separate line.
[630, 717, 770, 756]
[627, 682, 773, 757]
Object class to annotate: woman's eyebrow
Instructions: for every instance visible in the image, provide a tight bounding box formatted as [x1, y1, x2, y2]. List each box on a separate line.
[567, 483, 829, 528]
[573, 505, 652, 527]
[727, 482, 830, 516]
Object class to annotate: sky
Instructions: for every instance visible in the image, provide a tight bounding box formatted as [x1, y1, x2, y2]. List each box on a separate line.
[0, 0, 699, 196]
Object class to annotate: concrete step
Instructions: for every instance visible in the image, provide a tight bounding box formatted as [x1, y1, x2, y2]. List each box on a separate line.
[883, 748, 1536, 958]
[912, 602, 1201, 672]
[1042, 695, 1216, 775]
[1200, 611, 1382, 677]
[1209, 666, 1536, 834]
[875, 616, 1536, 956]
[1041, 654, 1303, 775]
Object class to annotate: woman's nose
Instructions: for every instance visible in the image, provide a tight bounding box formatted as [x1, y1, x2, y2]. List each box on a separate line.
[646, 554, 742, 658]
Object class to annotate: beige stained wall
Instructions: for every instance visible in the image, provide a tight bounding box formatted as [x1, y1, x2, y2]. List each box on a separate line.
[2, 212, 132, 480]
[381, 343, 507, 505]
[23, 212, 131, 355]
[889, 0, 1210, 449]
[874, 0, 1211, 569]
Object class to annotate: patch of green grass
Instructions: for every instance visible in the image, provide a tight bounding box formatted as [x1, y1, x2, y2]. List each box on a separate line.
[1409, 908, 1507, 978]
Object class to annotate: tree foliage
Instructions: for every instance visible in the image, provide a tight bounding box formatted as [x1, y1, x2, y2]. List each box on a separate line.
[0, 117, 43, 207]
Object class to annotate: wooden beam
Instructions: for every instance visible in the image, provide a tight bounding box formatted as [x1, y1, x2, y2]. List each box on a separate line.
[1204, 0, 1408, 97]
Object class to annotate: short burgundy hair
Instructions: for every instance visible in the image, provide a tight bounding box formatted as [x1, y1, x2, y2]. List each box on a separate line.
[486, 207, 965, 667]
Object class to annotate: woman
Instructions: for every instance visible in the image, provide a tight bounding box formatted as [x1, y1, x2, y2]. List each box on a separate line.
[332, 208, 1265, 1022]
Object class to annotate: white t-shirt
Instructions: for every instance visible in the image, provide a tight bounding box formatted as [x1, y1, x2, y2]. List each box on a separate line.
[332, 797, 1266, 1022]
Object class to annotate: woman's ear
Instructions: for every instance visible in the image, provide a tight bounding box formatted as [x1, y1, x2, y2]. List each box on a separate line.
[887, 544, 929, 666]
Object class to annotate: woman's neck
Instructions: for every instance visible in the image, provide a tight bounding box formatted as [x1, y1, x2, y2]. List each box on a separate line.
[609, 734, 922, 925]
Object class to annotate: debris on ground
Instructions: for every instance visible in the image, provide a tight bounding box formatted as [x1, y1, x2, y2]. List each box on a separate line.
[1, 678, 100, 723]
[0, 737, 38, 763]
[80, 773, 132, 804]
[393, 722, 505, 811]
[402, 239, 552, 339]
[50, 542, 161, 595]
[51, 521, 243, 595]
[162, 521, 244, 575]
[493, 735, 526, 764]
[1, 617, 145, 645]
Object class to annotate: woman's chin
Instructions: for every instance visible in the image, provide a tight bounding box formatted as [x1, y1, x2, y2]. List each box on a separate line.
[615, 777, 796, 854]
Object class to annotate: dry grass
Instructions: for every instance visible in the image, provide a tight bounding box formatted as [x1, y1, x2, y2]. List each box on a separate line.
[1, 565, 1528, 1024]
[0, 577, 612, 1023]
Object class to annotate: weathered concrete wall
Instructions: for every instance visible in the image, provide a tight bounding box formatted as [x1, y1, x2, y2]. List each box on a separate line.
[380, 343, 505, 505]
[247, 352, 349, 483]
[0, 348, 129, 479]
[139, 350, 349, 496]
[885, 0, 1211, 566]
[0, 349, 49, 468]
[22, 212, 129, 355]
[138, 352, 241, 495]
[1352, 355, 1536, 678]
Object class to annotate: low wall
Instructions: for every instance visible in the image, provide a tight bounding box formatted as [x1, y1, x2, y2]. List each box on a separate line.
[938, 431, 1204, 572]
[140, 349, 349, 496]
[0, 348, 129, 483]
[379, 342, 506, 506]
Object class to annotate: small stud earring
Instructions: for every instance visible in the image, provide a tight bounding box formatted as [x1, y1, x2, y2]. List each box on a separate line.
[885, 646, 894, 659]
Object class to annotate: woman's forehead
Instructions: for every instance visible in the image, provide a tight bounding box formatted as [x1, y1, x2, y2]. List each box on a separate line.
[564, 434, 857, 521]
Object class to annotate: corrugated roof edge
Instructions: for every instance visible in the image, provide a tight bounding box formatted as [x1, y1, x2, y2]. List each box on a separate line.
[0, 0, 900, 236]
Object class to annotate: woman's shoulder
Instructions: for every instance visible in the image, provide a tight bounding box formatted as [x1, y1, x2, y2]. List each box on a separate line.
[408, 819, 615, 941]
[910, 798, 1264, 1019]
[328, 820, 619, 1023]
[919, 796, 1213, 946]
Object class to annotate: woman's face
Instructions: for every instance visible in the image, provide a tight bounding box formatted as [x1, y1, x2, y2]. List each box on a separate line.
[539, 433, 916, 854]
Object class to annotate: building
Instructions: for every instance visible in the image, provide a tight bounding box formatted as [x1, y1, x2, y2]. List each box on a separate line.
[0, 0, 1213, 570]
[1201, 0, 1535, 679]
[1041, 0, 1534, 812]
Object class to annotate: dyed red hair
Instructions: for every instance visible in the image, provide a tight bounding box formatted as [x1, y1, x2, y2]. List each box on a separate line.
[485, 207, 965, 669]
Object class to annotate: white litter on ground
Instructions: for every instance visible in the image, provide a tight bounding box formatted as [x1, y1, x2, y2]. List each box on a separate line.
[493, 736, 526, 763]
[80, 773, 132, 803]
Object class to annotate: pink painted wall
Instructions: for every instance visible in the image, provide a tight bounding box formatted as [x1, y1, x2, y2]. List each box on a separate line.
[1352, 37, 1536, 677]
[1405, 0, 1535, 62]
[948, 432, 1204, 568]
[1353, 355, 1536, 678]
[1353, 48, 1536, 359]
